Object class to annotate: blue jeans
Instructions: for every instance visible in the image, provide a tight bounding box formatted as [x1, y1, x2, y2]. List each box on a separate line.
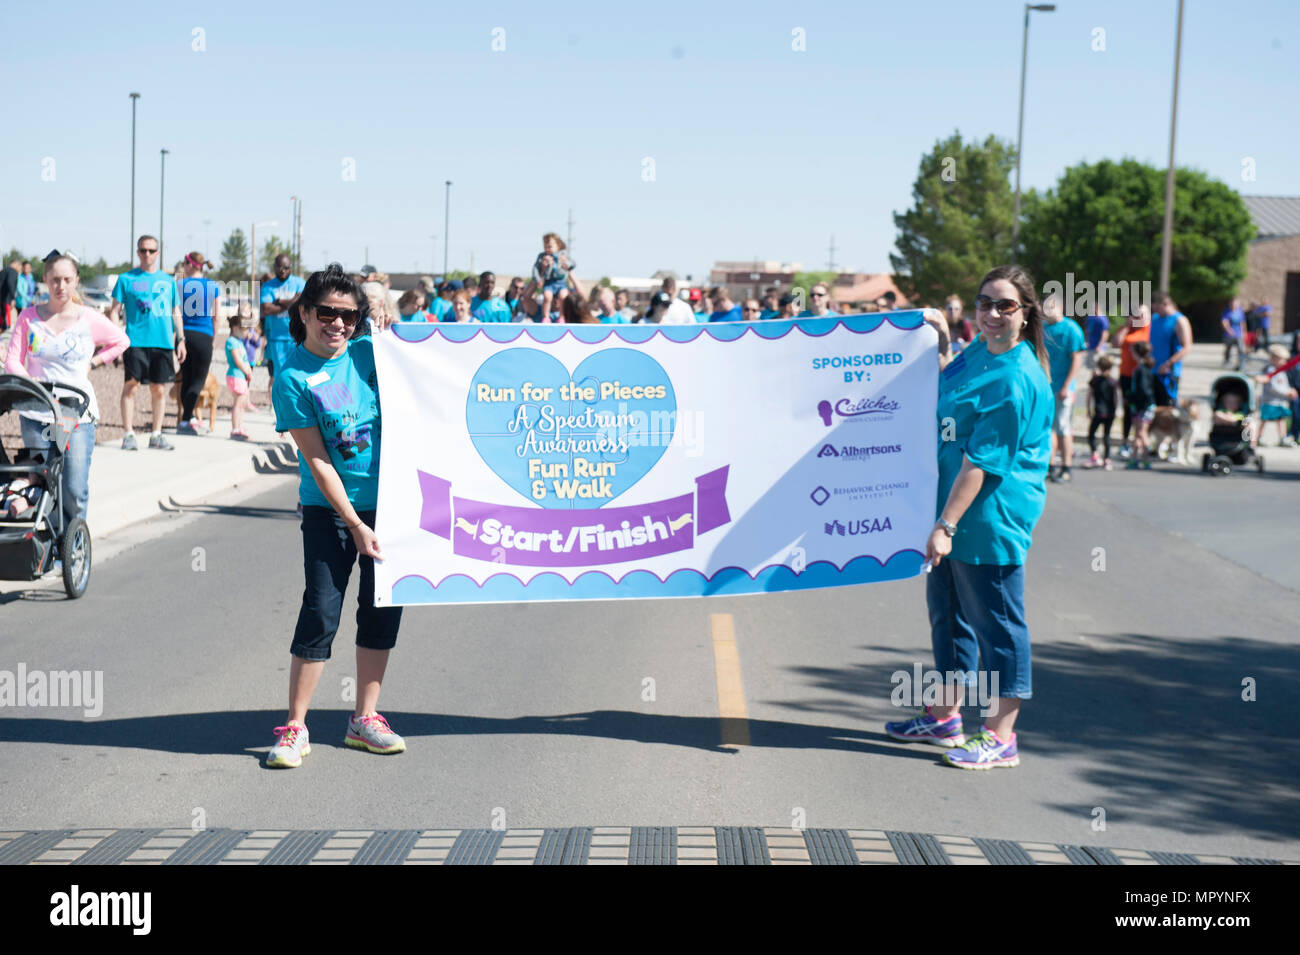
[20, 416, 96, 524]
[290, 506, 402, 661]
[926, 558, 1032, 699]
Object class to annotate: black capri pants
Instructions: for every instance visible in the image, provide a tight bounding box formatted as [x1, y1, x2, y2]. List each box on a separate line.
[179, 329, 214, 421]
[290, 506, 402, 661]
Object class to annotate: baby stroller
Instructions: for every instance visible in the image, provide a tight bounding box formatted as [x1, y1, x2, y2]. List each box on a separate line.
[0, 375, 92, 597]
[1201, 373, 1264, 477]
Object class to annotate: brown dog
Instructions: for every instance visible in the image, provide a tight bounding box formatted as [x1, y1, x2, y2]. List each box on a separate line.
[1150, 399, 1199, 466]
[171, 372, 221, 431]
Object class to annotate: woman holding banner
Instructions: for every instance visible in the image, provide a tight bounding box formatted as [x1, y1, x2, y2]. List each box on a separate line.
[265, 263, 404, 769]
[885, 265, 1053, 769]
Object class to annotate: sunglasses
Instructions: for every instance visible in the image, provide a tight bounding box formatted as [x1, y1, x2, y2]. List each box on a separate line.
[975, 295, 1022, 315]
[312, 305, 361, 327]
[811, 291, 828, 297]
[138, 247, 158, 254]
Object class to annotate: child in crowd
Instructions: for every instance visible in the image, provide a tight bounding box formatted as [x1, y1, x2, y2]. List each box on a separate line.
[1127, 341, 1157, 469]
[225, 316, 256, 440]
[236, 301, 264, 411]
[1256, 344, 1299, 447]
[1087, 354, 1119, 470]
[397, 289, 427, 322]
[532, 233, 574, 322]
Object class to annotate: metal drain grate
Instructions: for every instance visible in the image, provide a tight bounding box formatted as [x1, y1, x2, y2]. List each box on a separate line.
[973, 838, 1035, 865]
[164, 829, 251, 865]
[445, 829, 505, 865]
[1149, 851, 1200, 865]
[0, 829, 75, 865]
[535, 828, 591, 865]
[715, 827, 769, 865]
[261, 830, 333, 865]
[352, 829, 420, 865]
[75, 829, 162, 865]
[803, 829, 859, 865]
[1058, 844, 1099, 865]
[1083, 846, 1124, 866]
[1231, 856, 1281, 865]
[629, 827, 676, 865]
[885, 831, 951, 865]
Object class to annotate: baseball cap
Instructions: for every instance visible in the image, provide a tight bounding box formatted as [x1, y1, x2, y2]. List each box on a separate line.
[446, 279, 464, 291]
[359, 264, 377, 278]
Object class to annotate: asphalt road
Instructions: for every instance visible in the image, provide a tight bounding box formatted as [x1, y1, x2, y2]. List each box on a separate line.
[1, 471, 1296, 859]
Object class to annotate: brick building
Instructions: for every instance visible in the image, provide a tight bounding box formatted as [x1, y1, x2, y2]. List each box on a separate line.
[1239, 196, 1300, 336]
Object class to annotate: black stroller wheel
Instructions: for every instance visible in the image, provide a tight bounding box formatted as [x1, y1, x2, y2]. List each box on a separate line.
[1201, 453, 1210, 473]
[61, 516, 91, 599]
[1256, 455, 1265, 473]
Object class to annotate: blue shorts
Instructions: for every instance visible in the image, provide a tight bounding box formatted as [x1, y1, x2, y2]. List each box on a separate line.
[290, 506, 402, 661]
[542, 278, 568, 296]
[1260, 404, 1289, 422]
[927, 558, 1032, 699]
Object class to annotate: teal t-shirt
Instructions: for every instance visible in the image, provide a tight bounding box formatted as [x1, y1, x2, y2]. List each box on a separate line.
[598, 312, 630, 324]
[272, 337, 381, 510]
[471, 297, 513, 322]
[224, 336, 249, 380]
[1042, 318, 1086, 393]
[429, 298, 452, 322]
[260, 274, 306, 343]
[112, 269, 179, 349]
[935, 338, 1052, 565]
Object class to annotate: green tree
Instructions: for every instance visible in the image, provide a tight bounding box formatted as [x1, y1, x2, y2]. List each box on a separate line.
[258, 235, 292, 275]
[217, 229, 250, 282]
[890, 131, 1016, 306]
[1020, 159, 1255, 307]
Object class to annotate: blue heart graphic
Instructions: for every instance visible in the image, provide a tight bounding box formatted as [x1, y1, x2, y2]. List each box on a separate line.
[465, 348, 677, 509]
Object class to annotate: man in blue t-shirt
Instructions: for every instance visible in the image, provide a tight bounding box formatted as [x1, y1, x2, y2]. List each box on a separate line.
[1040, 298, 1086, 482]
[1149, 291, 1193, 404]
[709, 288, 742, 322]
[1221, 298, 1245, 370]
[798, 283, 838, 318]
[110, 234, 186, 450]
[260, 254, 307, 396]
[469, 271, 512, 322]
[1253, 302, 1273, 352]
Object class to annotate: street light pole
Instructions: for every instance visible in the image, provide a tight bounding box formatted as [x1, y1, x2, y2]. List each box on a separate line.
[289, 196, 298, 270]
[159, 148, 169, 265]
[251, 220, 278, 289]
[443, 181, 452, 275]
[430, 235, 437, 274]
[1159, 0, 1185, 294]
[129, 92, 140, 261]
[1011, 4, 1055, 264]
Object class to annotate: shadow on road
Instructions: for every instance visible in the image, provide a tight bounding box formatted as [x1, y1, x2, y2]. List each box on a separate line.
[772, 631, 1298, 841]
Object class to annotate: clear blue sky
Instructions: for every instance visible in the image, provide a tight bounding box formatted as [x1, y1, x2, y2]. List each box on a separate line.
[3, 0, 1296, 282]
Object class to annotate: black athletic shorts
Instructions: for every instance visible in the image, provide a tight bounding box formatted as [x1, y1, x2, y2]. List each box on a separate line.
[122, 346, 176, 384]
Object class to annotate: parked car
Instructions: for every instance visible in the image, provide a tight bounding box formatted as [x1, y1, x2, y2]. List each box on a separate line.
[78, 288, 112, 314]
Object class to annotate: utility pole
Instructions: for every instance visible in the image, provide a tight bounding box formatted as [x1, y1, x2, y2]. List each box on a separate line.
[129, 92, 140, 260]
[443, 181, 452, 275]
[828, 235, 837, 273]
[296, 199, 302, 274]
[1159, 0, 1185, 294]
[159, 148, 169, 265]
[566, 207, 574, 255]
[1012, 4, 1057, 263]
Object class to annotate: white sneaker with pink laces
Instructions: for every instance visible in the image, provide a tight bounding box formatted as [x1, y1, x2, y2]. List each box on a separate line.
[345, 713, 406, 754]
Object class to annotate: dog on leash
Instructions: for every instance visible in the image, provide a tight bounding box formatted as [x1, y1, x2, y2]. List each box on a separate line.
[170, 372, 221, 431]
[1149, 399, 1199, 466]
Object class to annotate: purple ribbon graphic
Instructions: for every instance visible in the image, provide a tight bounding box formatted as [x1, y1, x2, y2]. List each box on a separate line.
[417, 466, 731, 568]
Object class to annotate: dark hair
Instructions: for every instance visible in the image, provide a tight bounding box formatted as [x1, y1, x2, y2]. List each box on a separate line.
[289, 262, 369, 344]
[976, 264, 1049, 375]
[561, 293, 599, 324]
[1095, 354, 1114, 374]
[1131, 340, 1154, 367]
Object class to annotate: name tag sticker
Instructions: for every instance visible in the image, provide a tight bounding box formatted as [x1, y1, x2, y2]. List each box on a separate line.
[305, 371, 330, 387]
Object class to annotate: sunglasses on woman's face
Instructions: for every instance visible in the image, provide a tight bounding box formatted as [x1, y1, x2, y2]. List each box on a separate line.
[312, 305, 361, 326]
[975, 295, 1022, 315]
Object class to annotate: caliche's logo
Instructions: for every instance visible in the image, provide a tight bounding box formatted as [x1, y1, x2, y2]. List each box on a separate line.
[823, 516, 893, 536]
[816, 395, 900, 426]
[810, 486, 830, 506]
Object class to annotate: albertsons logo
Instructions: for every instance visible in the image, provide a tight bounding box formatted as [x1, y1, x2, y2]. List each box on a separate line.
[817, 442, 902, 460]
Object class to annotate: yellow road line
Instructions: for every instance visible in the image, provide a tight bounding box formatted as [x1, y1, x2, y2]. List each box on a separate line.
[710, 612, 750, 747]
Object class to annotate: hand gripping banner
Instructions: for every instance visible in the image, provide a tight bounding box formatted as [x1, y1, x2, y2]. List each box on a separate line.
[371, 315, 938, 605]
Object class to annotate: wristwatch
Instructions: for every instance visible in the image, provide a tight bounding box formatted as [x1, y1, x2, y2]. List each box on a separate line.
[936, 518, 957, 537]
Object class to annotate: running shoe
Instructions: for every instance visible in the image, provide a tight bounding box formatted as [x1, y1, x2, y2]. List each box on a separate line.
[267, 723, 311, 768]
[148, 433, 175, 450]
[176, 420, 199, 436]
[944, 727, 1019, 769]
[345, 713, 406, 754]
[1085, 453, 1102, 469]
[230, 429, 250, 441]
[1103, 459, 1113, 471]
[121, 432, 138, 451]
[884, 708, 965, 747]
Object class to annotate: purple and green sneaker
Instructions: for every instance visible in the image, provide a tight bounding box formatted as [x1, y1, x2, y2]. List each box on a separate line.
[884, 708, 966, 748]
[943, 727, 1019, 769]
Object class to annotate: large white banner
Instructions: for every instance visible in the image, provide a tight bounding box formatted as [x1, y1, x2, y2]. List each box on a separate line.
[372, 314, 938, 605]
